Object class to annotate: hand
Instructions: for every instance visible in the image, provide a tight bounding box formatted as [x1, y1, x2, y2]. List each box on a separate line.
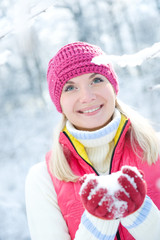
[116, 166, 146, 217]
[79, 166, 147, 220]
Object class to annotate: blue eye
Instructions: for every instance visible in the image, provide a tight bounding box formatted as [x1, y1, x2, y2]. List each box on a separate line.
[64, 85, 75, 92]
[92, 78, 104, 84]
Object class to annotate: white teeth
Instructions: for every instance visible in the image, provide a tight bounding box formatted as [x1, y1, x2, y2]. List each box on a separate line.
[82, 106, 101, 113]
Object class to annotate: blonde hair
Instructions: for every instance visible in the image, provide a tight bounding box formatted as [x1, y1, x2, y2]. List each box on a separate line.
[49, 114, 77, 182]
[49, 99, 159, 182]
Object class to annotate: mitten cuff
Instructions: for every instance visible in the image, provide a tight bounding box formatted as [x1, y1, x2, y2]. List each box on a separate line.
[121, 195, 160, 240]
[75, 210, 120, 240]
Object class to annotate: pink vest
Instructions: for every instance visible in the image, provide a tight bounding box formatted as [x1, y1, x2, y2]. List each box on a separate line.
[46, 120, 160, 240]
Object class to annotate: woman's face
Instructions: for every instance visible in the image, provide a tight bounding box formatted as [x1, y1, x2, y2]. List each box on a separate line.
[60, 73, 116, 131]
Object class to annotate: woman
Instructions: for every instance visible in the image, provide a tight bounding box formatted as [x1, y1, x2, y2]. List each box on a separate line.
[25, 42, 160, 240]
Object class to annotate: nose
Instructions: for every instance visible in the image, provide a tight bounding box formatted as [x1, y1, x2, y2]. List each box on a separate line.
[79, 86, 96, 104]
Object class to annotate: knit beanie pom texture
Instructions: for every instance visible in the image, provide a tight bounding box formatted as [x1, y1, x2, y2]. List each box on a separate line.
[47, 42, 119, 113]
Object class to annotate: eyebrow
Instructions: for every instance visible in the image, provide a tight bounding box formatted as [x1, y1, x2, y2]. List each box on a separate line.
[64, 80, 75, 85]
[64, 73, 99, 85]
[89, 73, 98, 79]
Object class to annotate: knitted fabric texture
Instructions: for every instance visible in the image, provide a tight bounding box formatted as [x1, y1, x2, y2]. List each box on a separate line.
[47, 42, 119, 112]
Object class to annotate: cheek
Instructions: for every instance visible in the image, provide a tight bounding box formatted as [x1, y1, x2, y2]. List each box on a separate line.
[60, 96, 67, 114]
[60, 95, 74, 115]
[103, 86, 116, 102]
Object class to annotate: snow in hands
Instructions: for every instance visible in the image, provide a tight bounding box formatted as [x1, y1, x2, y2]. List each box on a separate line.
[79, 166, 146, 220]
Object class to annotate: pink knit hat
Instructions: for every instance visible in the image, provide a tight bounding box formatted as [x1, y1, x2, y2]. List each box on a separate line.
[47, 42, 119, 112]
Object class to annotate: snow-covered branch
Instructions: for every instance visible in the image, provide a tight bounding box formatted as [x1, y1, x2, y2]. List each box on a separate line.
[92, 42, 160, 67]
[0, 5, 51, 40]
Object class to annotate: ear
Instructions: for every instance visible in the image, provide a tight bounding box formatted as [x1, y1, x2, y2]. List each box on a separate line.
[61, 113, 67, 119]
[115, 98, 118, 107]
[61, 113, 66, 119]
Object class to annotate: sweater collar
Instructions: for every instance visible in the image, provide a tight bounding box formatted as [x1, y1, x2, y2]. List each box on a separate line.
[66, 109, 121, 148]
[62, 112, 129, 167]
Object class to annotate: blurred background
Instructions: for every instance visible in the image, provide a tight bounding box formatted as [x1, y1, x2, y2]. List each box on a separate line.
[0, 0, 160, 239]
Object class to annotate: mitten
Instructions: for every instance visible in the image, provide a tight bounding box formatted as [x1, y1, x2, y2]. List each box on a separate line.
[79, 166, 147, 220]
[76, 175, 120, 240]
[116, 166, 146, 217]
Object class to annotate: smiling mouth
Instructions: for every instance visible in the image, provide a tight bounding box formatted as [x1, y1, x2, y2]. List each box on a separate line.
[78, 105, 103, 114]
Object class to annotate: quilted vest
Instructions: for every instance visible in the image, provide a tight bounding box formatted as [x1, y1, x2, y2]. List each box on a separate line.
[46, 115, 160, 240]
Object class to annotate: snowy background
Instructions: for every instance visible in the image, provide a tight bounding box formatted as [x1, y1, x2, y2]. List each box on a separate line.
[0, 0, 160, 239]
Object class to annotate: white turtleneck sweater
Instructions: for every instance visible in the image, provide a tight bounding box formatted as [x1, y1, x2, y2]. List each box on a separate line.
[25, 109, 160, 240]
[66, 109, 121, 174]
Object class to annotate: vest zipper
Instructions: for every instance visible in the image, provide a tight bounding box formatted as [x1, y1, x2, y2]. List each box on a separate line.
[63, 131, 99, 175]
[109, 119, 128, 174]
[116, 230, 121, 240]
[109, 119, 128, 240]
